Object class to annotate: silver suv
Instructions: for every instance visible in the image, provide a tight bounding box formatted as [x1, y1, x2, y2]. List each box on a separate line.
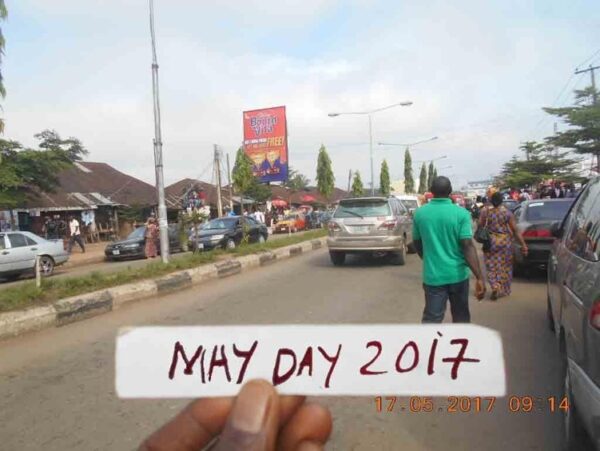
[326, 196, 413, 266]
[547, 176, 600, 450]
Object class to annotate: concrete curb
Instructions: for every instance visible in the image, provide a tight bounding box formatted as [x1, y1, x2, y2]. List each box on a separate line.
[0, 236, 327, 340]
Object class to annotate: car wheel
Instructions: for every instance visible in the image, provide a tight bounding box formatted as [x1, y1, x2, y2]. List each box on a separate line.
[329, 251, 345, 266]
[547, 297, 555, 332]
[389, 241, 407, 266]
[225, 238, 236, 250]
[258, 234, 266, 244]
[38, 255, 55, 277]
[562, 354, 588, 450]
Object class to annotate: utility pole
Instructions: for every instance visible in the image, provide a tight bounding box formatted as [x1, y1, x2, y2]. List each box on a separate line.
[226, 153, 234, 212]
[214, 145, 223, 218]
[347, 169, 352, 193]
[575, 64, 600, 173]
[148, 0, 169, 263]
[575, 64, 599, 104]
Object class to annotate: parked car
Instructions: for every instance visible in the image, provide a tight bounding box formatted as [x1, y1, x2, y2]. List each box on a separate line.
[395, 195, 420, 212]
[326, 196, 413, 266]
[273, 213, 306, 233]
[512, 198, 575, 272]
[547, 176, 600, 450]
[0, 231, 69, 280]
[189, 216, 268, 250]
[104, 225, 182, 261]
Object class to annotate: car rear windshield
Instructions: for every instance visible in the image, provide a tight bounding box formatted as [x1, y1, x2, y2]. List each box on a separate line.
[204, 218, 238, 230]
[525, 201, 573, 221]
[127, 227, 146, 240]
[334, 200, 391, 218]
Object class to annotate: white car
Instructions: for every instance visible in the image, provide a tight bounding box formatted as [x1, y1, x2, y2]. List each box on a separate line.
[0, 231, 69, 280]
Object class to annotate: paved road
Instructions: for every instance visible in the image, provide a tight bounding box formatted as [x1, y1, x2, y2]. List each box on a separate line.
[0, 249, 563, 450]
[0, 230, 311, 290]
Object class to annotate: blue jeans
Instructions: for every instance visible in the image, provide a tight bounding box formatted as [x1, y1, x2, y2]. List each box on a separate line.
[422, 279, 470, 323]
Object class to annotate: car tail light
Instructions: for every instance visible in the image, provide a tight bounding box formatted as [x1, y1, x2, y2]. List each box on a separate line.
[523, 228, 552, 238]
[378, 220, 397, 231]
[328, 222, 341, 232]
[590, 299, 600, 330]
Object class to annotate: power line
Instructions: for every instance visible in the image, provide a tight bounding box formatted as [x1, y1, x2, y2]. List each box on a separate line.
[576, 47, 600, 70]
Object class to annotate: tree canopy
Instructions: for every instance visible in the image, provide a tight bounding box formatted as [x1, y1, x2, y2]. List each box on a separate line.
[427, 162, 435, 191]
[231, 147, 255, 195]
[403, 148, 414, 193]
[544, 86, 600, 173]
[284, 168, 310, 192]
[495, 140, 581, 188]
[379, 159, 391, 196]
[316, 144, 334, 199]
[351, 171, 364, 197]
[0, 130, 88, 208]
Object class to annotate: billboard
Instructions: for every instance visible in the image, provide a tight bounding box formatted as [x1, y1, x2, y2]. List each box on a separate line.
[243, 106, 288, 183]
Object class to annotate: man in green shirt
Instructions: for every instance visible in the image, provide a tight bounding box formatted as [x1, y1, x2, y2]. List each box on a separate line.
[412, 176, 485, 323]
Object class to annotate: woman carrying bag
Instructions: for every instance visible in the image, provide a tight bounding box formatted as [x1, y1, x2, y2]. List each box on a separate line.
[478, 192, 528, 300]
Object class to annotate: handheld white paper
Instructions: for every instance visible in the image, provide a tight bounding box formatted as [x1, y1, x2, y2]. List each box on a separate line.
[115, 324, 506, 398]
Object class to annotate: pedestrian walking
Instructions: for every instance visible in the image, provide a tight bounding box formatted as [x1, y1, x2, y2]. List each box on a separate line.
[412, 176, 486, 323]
[67, 216, 85, 253]
[479, 192, 528, 300]
[145, 217, 159, 258]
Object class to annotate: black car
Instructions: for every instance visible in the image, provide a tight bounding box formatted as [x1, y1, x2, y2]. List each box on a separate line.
[190, 216, 268, 251]
[512, 198, 574, 271]
[104, 225, 182, 261]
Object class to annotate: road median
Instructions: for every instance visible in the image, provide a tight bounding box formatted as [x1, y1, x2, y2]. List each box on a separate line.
[0, 230, 327, 340]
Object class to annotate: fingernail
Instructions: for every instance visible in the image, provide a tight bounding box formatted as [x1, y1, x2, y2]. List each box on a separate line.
[230, 381, 271, 434]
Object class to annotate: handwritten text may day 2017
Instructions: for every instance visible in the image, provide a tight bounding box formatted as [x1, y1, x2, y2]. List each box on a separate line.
[116, 325, 506, 398]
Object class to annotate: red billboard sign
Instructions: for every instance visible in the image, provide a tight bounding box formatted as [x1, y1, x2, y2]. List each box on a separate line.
[243, 106, 288, 183]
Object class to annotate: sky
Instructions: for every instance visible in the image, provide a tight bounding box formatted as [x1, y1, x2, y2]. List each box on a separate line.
[4, 0, 600, 191]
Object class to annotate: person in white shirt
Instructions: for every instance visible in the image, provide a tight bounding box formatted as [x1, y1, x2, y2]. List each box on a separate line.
[68, 216, 85, 253]
[254, 209, 265, 224]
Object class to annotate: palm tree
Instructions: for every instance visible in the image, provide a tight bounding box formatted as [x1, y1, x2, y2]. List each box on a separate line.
[0, 1, 8, 134]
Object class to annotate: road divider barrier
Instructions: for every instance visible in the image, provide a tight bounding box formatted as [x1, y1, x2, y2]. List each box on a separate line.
[0, 236, 327, 341]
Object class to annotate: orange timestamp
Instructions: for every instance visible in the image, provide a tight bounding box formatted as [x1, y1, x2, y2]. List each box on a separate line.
[374, 396, 570, 413]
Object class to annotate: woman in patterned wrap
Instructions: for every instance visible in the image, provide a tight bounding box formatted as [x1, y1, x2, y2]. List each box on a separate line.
[479, 192, 528, 300]
[144, 217, 159, 258]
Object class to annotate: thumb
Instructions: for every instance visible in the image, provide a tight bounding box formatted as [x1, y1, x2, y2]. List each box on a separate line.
[214, 380, 280, 451]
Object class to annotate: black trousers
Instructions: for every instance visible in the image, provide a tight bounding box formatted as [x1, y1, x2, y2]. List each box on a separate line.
[68, 234, 85, 252]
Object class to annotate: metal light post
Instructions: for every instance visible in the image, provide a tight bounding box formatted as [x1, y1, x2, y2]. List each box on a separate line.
[149, 0, 169, 263]
[328, 101, 413, 195]
[377, 136, 438, 148]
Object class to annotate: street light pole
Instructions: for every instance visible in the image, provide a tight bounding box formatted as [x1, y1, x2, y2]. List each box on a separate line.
[328, 101, 412, 197]
[149, 0, 169, 263]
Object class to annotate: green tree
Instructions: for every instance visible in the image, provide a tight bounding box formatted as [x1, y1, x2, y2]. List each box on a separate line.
[0, 131, 88, 208]
[432, 168, 438, 180]
[418, 163, 427, 194]
[351, 171, 364, 197]
[0, 1, 7, 135]
[284, 167, 310, 191]
[403, 148, 414, 193]
[427, 162, 435, 190]
[544, 86, 600, 172]
[316, 144, 334, 199]
[495, 140, 581, 188]
[232, 147, 255, 214]
[379, 159, 391, 196]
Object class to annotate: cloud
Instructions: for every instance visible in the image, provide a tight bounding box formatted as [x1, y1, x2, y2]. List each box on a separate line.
[4, 0, 600, 191]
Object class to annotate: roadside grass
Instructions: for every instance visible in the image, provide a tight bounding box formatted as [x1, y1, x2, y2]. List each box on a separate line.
[0, 229, 327, 312]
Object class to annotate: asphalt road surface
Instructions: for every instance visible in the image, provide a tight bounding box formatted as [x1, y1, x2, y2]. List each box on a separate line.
[0, 248, 563, 450]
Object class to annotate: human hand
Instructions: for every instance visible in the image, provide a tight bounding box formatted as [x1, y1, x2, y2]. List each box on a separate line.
[139, 379, 332, 451]
[521, 245, 528, 256]
[475, 279, 486, 301]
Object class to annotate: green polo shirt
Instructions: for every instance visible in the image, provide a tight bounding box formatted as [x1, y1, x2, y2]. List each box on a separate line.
[412, 198, 473, 286]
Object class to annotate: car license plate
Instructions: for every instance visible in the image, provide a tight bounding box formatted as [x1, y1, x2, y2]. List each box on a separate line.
[112, 249, 120, 255]
[352, 226, 370, 233]
[197, 243, 204, 250]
